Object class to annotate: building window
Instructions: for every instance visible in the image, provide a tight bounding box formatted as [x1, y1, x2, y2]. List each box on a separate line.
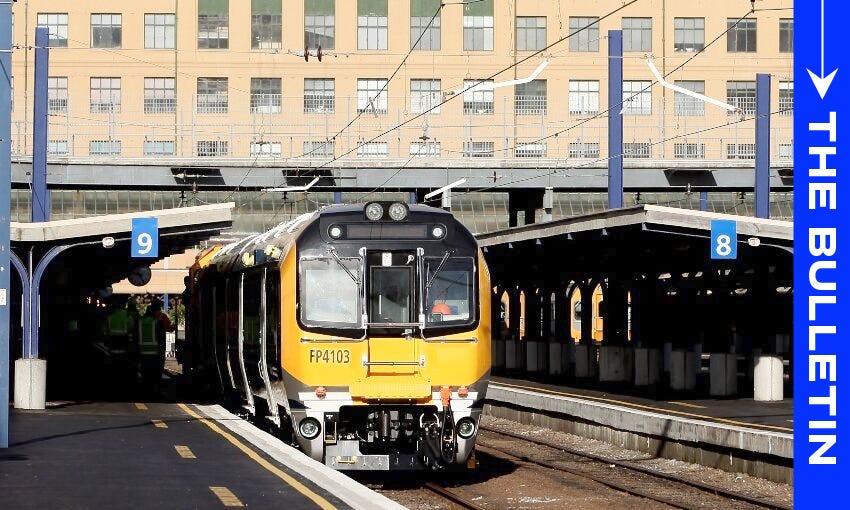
[569, 142, 599, 159]
[145, 14, 176, 49]
[410, 79, 441, 114]
[410, 141, 440, 157]
[623, 18, 651, 52]
[515, 80, 546, 115]
[197, 140, 228, 157]
[250, 141, 282, 158]
[674, 18, 704, 52]
[624, 142, 651, 159]
[727, 143, 756, 159]
[357, 142, 389, 158]
[90, 77, 121, 113]
[143, 140, 175, 157]
[569, 17, 599, 52]
[779, 143, 793, 159]
[48, 77, 68, 113]
[197, 78, 228, 113]
[463, 0, 494, 51]
[304, 78, 335, 113]
[252, 0, 282, 49]
[463, 79, 494, 114]
[250, 78, 281, 114]
[357, 79, 388, 114]
[303, 140, 334, 158]
[36, 13, 68, 48]
[198, 0, 229, 49]
[517, 17, 546, 51]
[727, 81, 756, 115]
[463, 141, 494, 158]
[89, 140, 121, 156]
[674, 143, 705, 159]
[411, 0, 441, 50]
[779, 82, 793, 115]
[515, 142, 546, 158]
[673, 80, 705, 116]
[305, 0, 335, 50]
[358, 0, 388, 50]
[779, 19, 793, 53]
[48, 140, 68, 157]
[623, 81, 651, 115]
[144, 78, 176, 114]
[727, 18, 756, 52]
[568, 80, 599, 115]
[91, 14, 121, 48]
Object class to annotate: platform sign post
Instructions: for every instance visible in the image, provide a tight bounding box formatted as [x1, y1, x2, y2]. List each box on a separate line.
[710, 220, 737, 260]
[131, 218, 159, 259]
[0, 0, 13, 448]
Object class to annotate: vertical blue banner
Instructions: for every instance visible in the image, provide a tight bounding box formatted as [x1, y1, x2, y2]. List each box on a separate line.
[795, 0, 845, 506]
[131, 218, 159, 258]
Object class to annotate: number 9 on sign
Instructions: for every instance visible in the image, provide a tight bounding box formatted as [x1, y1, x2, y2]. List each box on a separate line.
[131, 218, 159, 258]
[710, 219, 736, 260]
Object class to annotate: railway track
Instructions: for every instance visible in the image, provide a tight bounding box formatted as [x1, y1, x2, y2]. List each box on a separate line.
[479, 425, 791, 510]
[422, 482, 488, 510]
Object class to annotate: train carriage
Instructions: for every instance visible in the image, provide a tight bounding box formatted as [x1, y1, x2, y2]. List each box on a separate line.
[187, 202, 491, 470]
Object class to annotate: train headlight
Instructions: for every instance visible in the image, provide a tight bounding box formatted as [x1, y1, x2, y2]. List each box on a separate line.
[299, 418, 321, 440]
[365, 202, 384, 221]
[328, 225, 343, 239]
[431, 226, 446, 239]
[388, 202, 408, 221]
[456, 418, 476, 439]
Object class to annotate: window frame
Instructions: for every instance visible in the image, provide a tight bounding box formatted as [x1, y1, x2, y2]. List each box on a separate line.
[89, 77, 121, 113]
[36, 13, 68, 48]
[91, 13, 122, 49]
[304, 78, 335, 113]
[727, 18, 756, 53]
[622, 17, 652, 52]
[674, 17, 705, 52]
[516, 16, 547, 52]
[144, 77, 176, 114]
[145, 13, 176, 49]
[569, 16, 600, 52]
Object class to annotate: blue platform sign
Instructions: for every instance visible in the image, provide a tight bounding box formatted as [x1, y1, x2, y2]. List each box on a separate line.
[131, 218, 159, 258]
[709, 219, 737, 260]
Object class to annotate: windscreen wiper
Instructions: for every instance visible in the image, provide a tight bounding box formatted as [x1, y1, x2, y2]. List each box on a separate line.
[426, 250, 453, 289]
[326, 247, 360, 285]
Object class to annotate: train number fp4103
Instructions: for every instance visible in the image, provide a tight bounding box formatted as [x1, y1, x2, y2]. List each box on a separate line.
[309, 349, 351, 364]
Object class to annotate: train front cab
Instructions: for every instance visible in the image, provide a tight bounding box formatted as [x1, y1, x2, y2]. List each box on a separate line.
[281, 204, 491, 470]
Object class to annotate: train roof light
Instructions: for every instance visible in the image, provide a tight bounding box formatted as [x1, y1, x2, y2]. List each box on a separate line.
[241, 251, 255, 267]
[365, 202, 384, 221]
[388, 202, 408, 221]
[431, 226, 446, 239]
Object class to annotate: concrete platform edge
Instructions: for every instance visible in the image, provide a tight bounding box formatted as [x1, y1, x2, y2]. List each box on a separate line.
[486, 384, 793, 458]
[193, 404, 406, 510]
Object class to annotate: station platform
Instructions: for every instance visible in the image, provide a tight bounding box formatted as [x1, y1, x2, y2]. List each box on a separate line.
[485, 376, 793, 484]
[1, 402, 403, 510]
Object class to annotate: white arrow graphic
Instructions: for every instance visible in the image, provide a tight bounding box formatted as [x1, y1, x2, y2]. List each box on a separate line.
[807, 0, 839, 99]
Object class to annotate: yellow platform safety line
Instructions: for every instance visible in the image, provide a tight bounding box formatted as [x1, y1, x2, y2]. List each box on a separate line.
[668, 401, 707, 409]
[134, 403, 148, 411]
[494, 381, 793, 433]
[151, 419, 168, 429]
[174, 445, 196, 459]
[178, 404, 336, 510]
[209, 487, 244, 507]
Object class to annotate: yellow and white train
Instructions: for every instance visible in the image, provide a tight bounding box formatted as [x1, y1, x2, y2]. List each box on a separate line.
[185, 202, 491, 470]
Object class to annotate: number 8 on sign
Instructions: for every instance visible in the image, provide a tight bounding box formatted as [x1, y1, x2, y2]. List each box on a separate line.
[710, 219, 736, 260]
[131, 218, 159, 258]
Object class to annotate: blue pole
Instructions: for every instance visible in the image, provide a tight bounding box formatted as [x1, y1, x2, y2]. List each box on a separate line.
[32, 27, 49, 222]
[755, 73, 771, 219]
[162, 293, 169, 313]
[409, 191, 417, 204]
[333, 191, 342, 204]
[608, 30, 624, 209]
[0, 0, 13, 448]
[699, 191, 708, 211]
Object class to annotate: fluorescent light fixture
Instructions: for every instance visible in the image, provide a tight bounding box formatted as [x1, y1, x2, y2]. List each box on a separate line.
[424, 178, 467, 200]
[264, 176, 320, 193]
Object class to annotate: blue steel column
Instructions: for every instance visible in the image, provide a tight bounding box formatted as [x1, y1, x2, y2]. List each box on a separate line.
[755, 73, 771, 219]
[699, 192, 708, 211]
[31, 27, 49, 222]
[607, 30, 624, 209]
[333, 191, 342, 204]
[0, 0, 13, 448]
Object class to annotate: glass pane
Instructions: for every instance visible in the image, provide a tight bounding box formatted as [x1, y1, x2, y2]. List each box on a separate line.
[301, 258, 361, 325]
[370, 267, 412, 324]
